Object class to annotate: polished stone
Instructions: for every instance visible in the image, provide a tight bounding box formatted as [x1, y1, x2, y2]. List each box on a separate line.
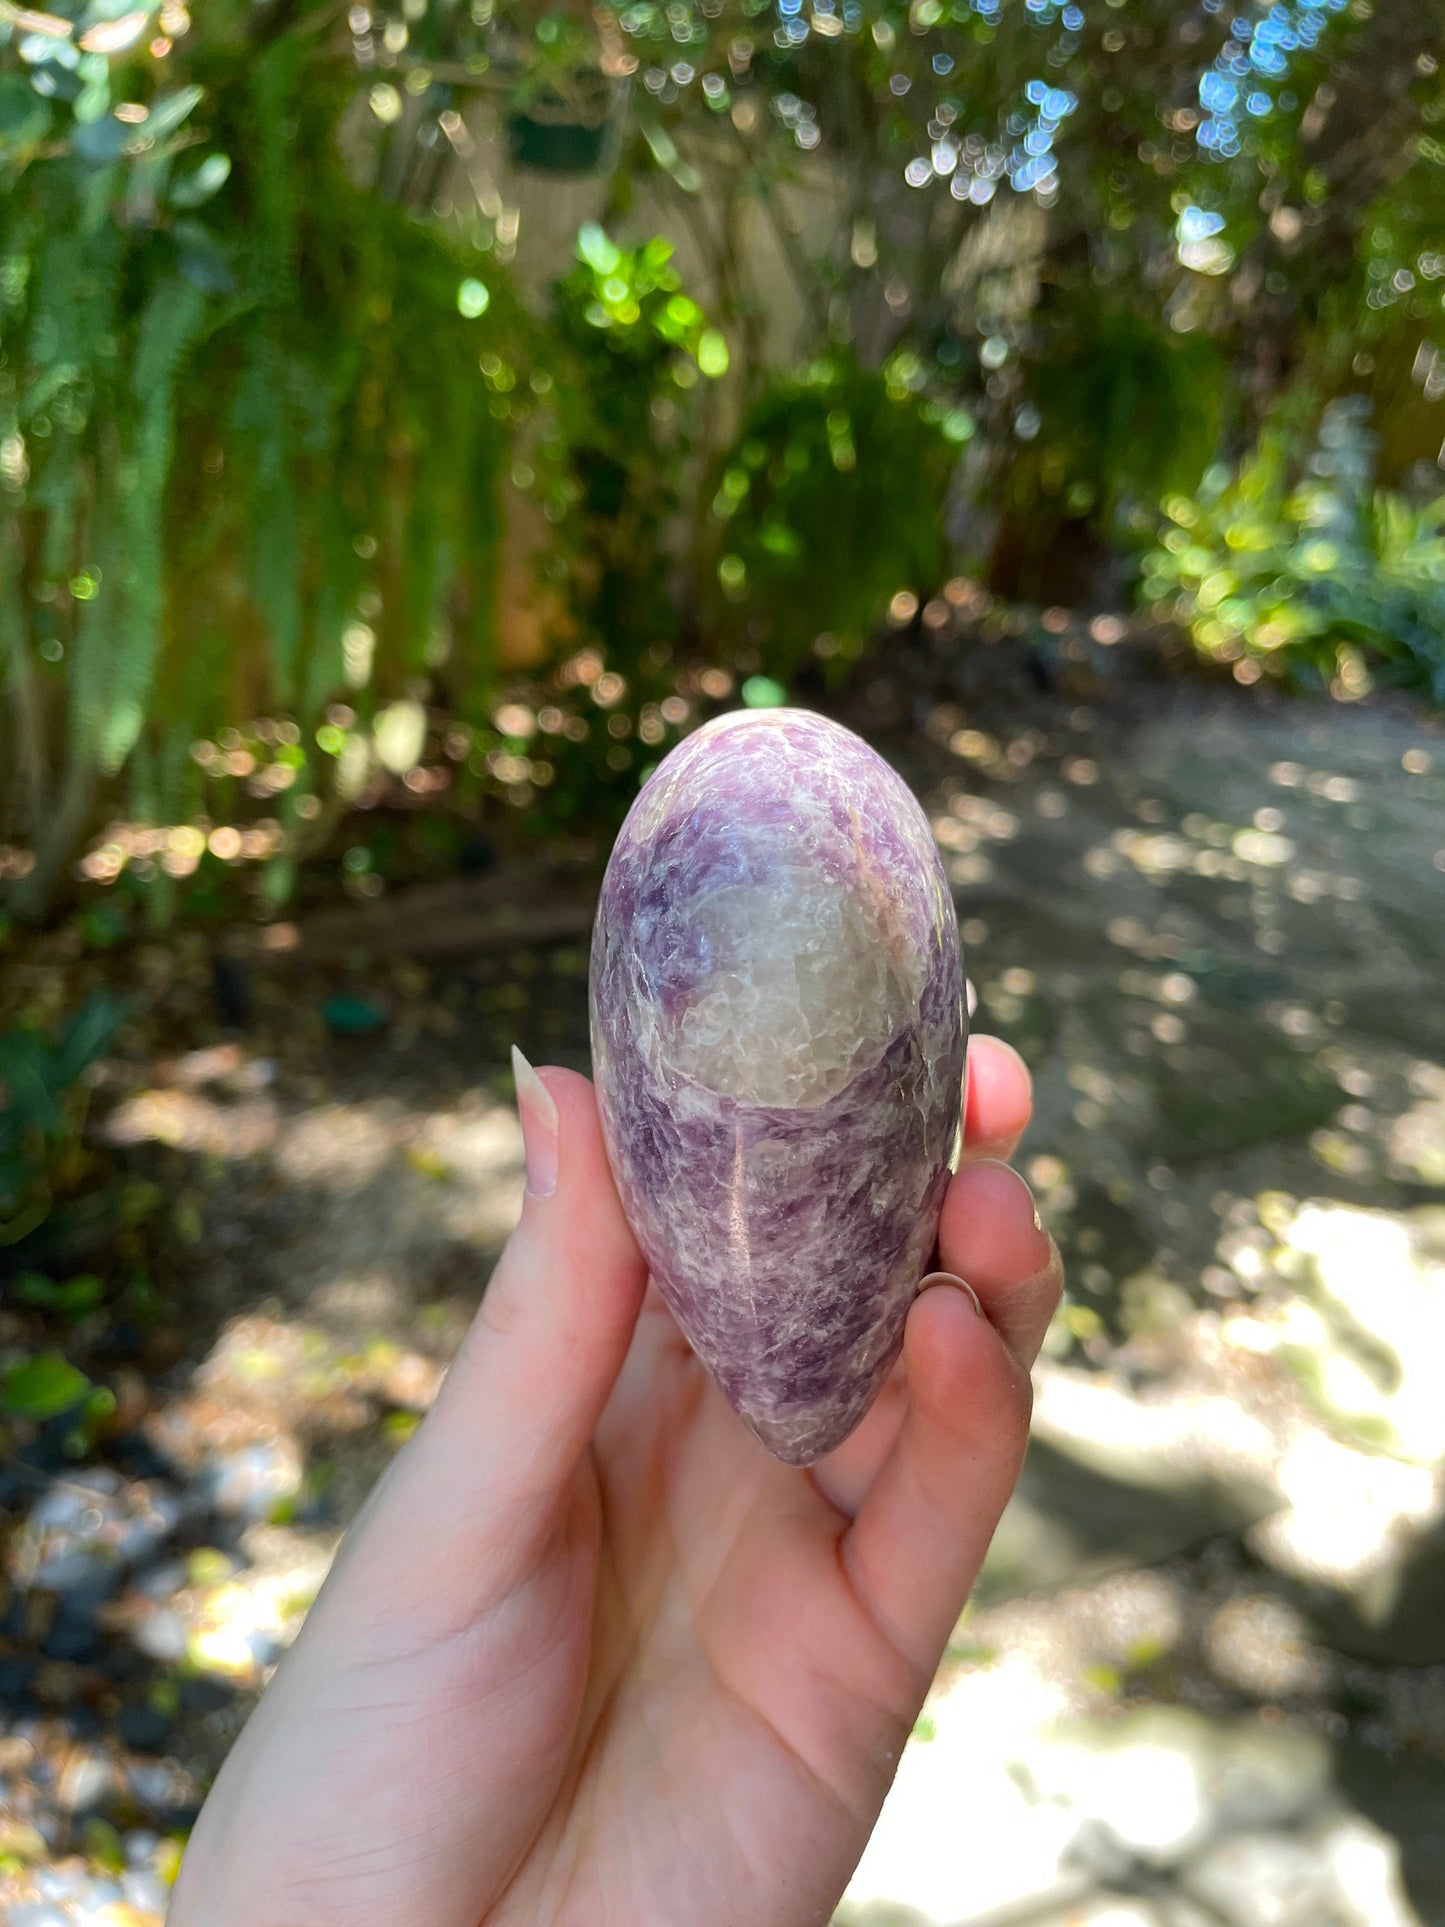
[590, 708, 965, 1464]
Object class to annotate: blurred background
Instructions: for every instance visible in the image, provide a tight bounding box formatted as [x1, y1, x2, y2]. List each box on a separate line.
[1, 1, 1443, 1921]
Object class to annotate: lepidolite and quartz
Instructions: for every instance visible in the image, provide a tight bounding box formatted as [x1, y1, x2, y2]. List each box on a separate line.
[590, 708, 966, 1465]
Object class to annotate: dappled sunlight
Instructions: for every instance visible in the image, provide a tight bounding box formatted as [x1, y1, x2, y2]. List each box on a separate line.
[96, 1042, 528, 1335]
[3, 679, 1442, 1924]
[845, 1534, 1441, 1921]
[1228, 1201, 1445, 1466]
[844, 1633, 1422, 1927]
[1026, 1192, 1445, 1607]
[1029, 1364, 1279, 1496]
[104, 1084, 283, 1161]
[1252, 1431, 1438, 1605]
[181, 1549, 330, 1683]
[102, 1042, 524, 1207]
[838, 679, 1445, 1920]
[843, 1650, 1082, 1925]
[2, 0, 1443, 1914]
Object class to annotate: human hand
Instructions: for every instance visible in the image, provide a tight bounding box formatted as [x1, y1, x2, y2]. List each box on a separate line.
[169, 1034, 1061, 1927]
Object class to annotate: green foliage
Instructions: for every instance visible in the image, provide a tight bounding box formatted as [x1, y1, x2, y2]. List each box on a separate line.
[1143, 398, 1445, 700]
[2, 0, 1444, 915]
[995, 299, 1225, 591]
[706, 357, 967, 674]
[14, 1270, 106, 1318]
[0, 0, 515, 912]
[0, 991, 124, 1250]
[0, 1347, 115, 1454]
[0, 1350, 93, 1420]
[175, 66, 511, 727]
[543, 225, 727, 653]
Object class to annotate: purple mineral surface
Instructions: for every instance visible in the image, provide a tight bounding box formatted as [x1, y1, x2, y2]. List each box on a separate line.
[590, 707, 966, 1465]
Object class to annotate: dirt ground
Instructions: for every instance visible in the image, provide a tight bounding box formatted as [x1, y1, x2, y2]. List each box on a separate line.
[2, 646, 1443, 1926]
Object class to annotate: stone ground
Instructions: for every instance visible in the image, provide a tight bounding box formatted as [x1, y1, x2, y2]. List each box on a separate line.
[2, 653, 1443, 1925]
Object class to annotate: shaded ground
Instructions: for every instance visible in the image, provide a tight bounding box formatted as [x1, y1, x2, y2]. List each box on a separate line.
[1, 645, 1443, 1925]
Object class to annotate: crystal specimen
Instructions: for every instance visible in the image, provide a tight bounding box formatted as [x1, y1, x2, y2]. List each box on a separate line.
[590, 708, 966, 1465]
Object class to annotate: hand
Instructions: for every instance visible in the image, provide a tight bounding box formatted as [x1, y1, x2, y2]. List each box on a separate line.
[170, 1034, 1062, 1927]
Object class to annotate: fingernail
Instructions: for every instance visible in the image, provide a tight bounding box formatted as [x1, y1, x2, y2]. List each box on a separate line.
[919, 1270, 985, 1317]
[512, 1045, 559, 1199]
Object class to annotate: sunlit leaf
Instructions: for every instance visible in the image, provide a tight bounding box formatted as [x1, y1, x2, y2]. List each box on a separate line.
[0, 1353, 93, 1419]
[577, 221, 620, 275]
[142, 83, 203, 144]
[741, 675, 786, 708]
[457, 277, 490, 318]
[697, 329, 728, 378]
[169, 151, 230, 207]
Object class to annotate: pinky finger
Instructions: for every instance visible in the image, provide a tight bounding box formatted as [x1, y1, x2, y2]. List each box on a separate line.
[840, 1278, 1032, 1677]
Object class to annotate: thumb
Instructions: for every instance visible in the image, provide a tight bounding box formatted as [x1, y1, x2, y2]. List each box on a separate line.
[342, 1053, 647, 1631]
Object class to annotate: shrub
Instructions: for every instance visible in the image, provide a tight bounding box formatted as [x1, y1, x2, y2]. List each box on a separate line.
[704, 355, 969, 677]
[0, 6, 514, 915]
[1143, 398, 1445, 701]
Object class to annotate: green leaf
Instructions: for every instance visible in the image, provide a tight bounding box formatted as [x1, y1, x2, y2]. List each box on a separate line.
[1, 1353, 93, 1420]
[0, 74, 53, 148]
[697, 328, 728, 378]
[15, 1273, 59, 1306]
[639, 120, 701, 193]
[55, 991, 126, 1084]
[457, 276, 490, 318]
[80, 902, 129, 949]
[71, 114, 130, 165]
[759, 522, 802, 560]
[741, 675, 787, 708]
[0, 1031, 64, 1137]
[141, 84, 204, 146]
[168, 150, 230, 208]
[74, 76, 111, 125]
[17, 1272, 106, 1315]
[577, 221, 620, 275]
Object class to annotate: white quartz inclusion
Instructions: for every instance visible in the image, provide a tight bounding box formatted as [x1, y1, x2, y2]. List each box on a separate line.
[661, 865, 921, 1109]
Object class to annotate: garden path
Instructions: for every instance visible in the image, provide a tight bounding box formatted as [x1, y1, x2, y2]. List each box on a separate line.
[2, 671, 1442, 1927]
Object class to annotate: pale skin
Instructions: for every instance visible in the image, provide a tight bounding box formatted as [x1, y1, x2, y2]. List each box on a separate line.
[170, 1033, 1063, 1927]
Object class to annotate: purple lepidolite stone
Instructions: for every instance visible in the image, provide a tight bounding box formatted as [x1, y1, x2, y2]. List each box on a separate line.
[589, 707, 966, 1466]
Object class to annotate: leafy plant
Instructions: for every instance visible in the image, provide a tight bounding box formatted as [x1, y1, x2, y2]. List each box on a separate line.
[1, 1349, 95, 1420]
[2, 0, 1443, 927]
[1143, 397, 1445, 699]
[427, 223, 738, 838]
[705, 355, 968, 675]
[15, 1270, 106, 1318]
[0, 0, 516, 917]
[501, 8, 612, 128]
[0, 1348, 116, 1455]
[991, 300, 1226, 598]
[0, 993, 125, 1247]
[542, 223, 729, 658]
